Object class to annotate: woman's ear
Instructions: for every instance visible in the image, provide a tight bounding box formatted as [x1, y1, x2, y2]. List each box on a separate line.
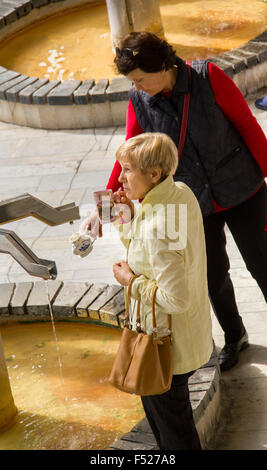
[151, 167, 162, 184]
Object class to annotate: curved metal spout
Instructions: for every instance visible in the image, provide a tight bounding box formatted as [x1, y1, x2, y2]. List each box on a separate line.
[0, 193, 80, 226]
[0, 193, 80, 433]
[0, 192, 81, 279]
[0, 228, 57, 280]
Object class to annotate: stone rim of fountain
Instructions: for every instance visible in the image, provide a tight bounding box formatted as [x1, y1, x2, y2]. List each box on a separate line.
[0, 0, 266, 129]
[1, 0, 262, 449]
[0, 279, 221, 450]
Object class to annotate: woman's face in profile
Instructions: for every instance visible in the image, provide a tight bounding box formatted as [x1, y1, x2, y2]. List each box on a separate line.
[118, 160, 156, 200]
[126, 67, 168, 96]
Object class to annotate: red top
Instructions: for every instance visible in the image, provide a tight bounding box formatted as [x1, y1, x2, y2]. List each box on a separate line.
[106, 62, 267, 213]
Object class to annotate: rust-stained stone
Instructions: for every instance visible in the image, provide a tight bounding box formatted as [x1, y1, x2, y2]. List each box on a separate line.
[99, 311, 119, 327]
[0, 282, 15, 315]
[190, 390, 209, 407]
[99, 288, 125, 326]
[87, 284, 121, 319]
[76, 283, 107, 317]
[189, 367, 216, 384]
[121, 431, 157, 446]
[26, 280, 63, 315]
[52, 281, 91, 316]
[189, 382, 211, 392]
[9, 281, 33, 315]
[100, 288, 125, 315]
[89, 285, 122, 311]
[131, 417, 152, 434]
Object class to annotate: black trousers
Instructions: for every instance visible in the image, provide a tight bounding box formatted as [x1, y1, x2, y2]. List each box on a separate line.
[203, 182, 267, 344]
[141, 372, 201, 450]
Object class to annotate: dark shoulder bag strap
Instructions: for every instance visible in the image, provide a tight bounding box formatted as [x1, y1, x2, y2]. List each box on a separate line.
[178, 61, 192, 158]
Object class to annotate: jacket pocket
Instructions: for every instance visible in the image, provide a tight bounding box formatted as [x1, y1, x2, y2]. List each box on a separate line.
[216, 146, 241, 170]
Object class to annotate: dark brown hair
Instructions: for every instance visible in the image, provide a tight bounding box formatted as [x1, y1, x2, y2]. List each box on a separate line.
[114, 32, 176, 75]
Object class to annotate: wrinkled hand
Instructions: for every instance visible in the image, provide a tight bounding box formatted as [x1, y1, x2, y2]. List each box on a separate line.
[113, 261, 134, 286]
[80, 209, 102, 238]
[112, 190, 134, 224]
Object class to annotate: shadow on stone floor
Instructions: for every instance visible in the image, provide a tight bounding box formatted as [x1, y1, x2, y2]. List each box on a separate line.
[207, 343, 267, 450]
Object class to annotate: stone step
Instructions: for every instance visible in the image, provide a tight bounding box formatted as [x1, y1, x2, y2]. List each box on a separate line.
[47, 80, 82, 105]
[0, 3, 18, 24]
[73, 79, 94, 105]
[9, 281, 33, 315]
[87, 284, 122, 320]
[26, 279, 63, 315]
[0, 70, 20, 87]
[32, 80, 60, 105]
[0, 74, 29, 99]
[6, 76, 38, 102]
[0, 283, 15, 315]
[76, 283, 108, 318]
[52, 281, 91, 316]
[19, 78, 49, 104]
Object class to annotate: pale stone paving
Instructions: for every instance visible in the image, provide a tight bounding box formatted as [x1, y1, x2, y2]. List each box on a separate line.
[0, 96, 266, 449]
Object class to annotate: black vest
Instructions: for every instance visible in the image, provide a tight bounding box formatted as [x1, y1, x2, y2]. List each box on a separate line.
[129, 57, 264, 215]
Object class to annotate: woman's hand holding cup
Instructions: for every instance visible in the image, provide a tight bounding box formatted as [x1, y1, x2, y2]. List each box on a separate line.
[112, 189, 135, 224]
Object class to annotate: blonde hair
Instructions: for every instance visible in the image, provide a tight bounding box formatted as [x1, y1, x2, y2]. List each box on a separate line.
[116, 132, 178, 177]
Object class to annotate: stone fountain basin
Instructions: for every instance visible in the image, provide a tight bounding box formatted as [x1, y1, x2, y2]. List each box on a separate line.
[0, 0, 266, 129]
[0, 279, 220, 450]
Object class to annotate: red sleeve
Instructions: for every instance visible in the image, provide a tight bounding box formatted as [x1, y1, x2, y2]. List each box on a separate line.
[208, 62, 267, 176]
[106, 99, 144, 191]
[125, 98, 143, 140]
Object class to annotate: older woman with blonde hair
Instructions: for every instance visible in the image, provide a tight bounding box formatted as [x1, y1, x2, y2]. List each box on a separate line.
[85, 32, 267, 372]
[111, 132, 213, 450]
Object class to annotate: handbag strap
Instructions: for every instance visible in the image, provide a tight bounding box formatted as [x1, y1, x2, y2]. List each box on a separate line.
[177, 61, 191, 158]
[125, 274, 140, 324]
[125, 278, 172, 335]
[151, 285, 172, 335]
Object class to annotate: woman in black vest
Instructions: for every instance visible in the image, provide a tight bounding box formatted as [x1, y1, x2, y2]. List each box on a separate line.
[85, 32, 267, 372]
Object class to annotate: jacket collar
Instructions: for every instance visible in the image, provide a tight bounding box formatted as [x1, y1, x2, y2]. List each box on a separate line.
[140, 174, 175, 208]
[146, 57, 190, 107]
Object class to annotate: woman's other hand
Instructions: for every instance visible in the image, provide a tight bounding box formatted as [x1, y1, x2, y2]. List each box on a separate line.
[112, 190, 135, 223]
[113, 260, 135, 286]
[80, 209, 102, 238]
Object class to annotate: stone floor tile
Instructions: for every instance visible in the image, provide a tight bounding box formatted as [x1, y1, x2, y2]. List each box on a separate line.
[78, 158, 115, 172]
[215, 430, 267, 450]
[37, 173, 74, 191]
[0, 175, 41, 193]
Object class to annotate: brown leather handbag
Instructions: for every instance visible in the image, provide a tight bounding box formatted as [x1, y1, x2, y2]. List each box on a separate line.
[108, 276, 173, 396]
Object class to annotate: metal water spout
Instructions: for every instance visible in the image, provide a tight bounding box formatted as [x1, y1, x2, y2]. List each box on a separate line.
[0, 193, 79, 226]
[106, 0, 164, 51]
[0, 229, 57, 279]
[0, 193, 80, 279]
[0, 193, 80, 431]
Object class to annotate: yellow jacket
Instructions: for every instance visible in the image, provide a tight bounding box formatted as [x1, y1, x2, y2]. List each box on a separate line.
[115, 175, 213, 374]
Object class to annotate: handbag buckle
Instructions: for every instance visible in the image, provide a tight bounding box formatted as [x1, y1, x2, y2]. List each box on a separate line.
[152, 327, 158, 339]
